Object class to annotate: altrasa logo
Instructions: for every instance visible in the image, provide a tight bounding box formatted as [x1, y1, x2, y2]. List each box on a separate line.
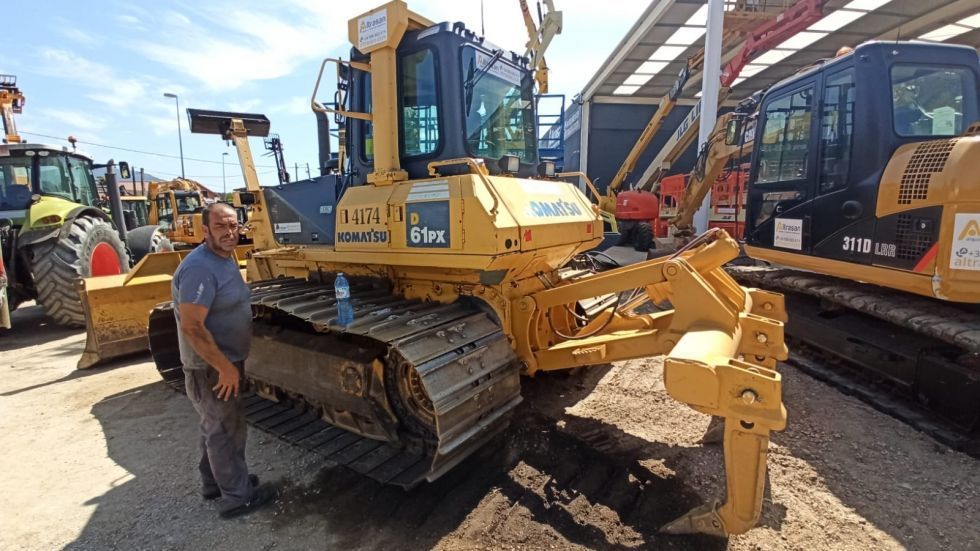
[958, 219, 980, 241]
[360, 13, 384, 31]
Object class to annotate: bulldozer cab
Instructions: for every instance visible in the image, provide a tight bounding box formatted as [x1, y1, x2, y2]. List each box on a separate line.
[744, 41, 980, 271]
[344, 18, 539, 184]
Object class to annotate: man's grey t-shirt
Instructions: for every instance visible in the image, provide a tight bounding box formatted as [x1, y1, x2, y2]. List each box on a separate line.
[171, 245, 251, 370]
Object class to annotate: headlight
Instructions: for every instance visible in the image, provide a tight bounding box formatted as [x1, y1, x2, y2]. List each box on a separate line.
[498, 155, 520, 174]
[37, 214, 63, 226]
[537, 161, 556, 178]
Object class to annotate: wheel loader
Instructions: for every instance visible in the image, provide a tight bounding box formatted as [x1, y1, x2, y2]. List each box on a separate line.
[0, 75, 171, 329]
[144, 178, 251, 249]
[78, 1, 789, 535]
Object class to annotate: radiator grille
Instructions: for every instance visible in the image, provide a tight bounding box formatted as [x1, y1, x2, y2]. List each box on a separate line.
[895, 214, 933, 261]
[898, 139, 956, 205]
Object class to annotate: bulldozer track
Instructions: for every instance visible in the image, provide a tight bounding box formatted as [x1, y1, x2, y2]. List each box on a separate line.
[149, 277, 523, 489]
[728, 265, 980, 456]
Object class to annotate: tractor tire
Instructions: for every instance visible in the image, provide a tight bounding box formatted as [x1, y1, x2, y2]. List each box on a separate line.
[616, 220, 634, 246]
[633, 222, 654, 252]
[31, 215, 129, 327]
[126, 225, 174, 263]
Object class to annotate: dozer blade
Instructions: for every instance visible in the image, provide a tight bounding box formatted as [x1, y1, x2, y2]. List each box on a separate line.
[76, 251, 189, 369]
[77, 246, 252, 370]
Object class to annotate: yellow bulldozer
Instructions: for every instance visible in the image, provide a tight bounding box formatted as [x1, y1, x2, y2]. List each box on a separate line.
[79, 1, 788, 535]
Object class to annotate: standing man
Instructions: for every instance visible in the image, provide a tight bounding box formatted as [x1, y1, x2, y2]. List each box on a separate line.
[172, 202, 275, 519]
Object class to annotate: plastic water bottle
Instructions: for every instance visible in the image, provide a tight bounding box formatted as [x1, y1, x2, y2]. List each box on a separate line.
[334, 272, 350, 300]
[337, 298, 354, 328]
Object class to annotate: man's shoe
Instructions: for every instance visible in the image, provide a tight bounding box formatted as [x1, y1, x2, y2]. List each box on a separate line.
[218, 483, 277, 519]
[202, 474, 259, 500]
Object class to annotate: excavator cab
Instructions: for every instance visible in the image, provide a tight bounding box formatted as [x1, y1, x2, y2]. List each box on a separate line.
[743, 41, 980, 301]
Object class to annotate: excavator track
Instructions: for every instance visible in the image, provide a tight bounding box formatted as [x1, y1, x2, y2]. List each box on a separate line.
[148, 277, 523, 488]
[728, 265, 980, 456]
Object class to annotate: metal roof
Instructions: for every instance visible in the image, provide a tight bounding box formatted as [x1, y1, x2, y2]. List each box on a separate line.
[582, 0, 980, 105]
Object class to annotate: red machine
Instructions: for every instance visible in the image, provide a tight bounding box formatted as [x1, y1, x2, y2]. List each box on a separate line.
[707, 167, 749, 240]
[614, 190, 665, 251]
[617, 168, 748, 251]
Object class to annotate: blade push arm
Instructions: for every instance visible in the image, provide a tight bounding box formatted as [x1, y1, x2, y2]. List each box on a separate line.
[514, 230, 787, 535]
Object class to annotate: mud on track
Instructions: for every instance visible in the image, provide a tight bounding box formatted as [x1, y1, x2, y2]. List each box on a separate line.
[2, 303, 979, 550]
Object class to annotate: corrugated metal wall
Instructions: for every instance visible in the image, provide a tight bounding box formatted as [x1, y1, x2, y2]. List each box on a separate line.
[563, 101, 701, 195]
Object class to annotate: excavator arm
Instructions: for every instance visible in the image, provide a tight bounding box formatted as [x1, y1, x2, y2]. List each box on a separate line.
[669, 110, 753, 237]
[608, 0, 824, 203]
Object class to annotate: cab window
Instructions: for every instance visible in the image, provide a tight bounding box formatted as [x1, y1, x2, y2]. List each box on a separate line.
[38, 156, 74, 200]
[818, 69, 855, 194]
[361, 73, 374, 162]
[67, 157, 97, 206]
[157, 196, 174, 224]
[756, 85, 814, 184]
[891, 65, 972, 137]
[400, 49, 440, 157]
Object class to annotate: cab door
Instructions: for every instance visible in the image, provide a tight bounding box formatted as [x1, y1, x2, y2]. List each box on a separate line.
[809, 67, 876, 264]
[745, 79, 818, 254]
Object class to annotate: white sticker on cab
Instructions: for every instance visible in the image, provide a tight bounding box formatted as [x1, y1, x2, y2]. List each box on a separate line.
[358, 9, 388, 49]
[950, 213, 980, 271]
[274, 222, 302, 234]
[773, 218, 803, 251]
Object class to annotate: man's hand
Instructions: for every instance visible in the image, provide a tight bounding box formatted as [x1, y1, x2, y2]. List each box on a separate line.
[213, 365, 240, 401]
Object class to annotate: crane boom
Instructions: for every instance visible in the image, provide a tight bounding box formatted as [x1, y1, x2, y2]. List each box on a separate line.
[0, 75, 25, 144]
[518, 0, 562, 93]
[607, 0, 824, 207]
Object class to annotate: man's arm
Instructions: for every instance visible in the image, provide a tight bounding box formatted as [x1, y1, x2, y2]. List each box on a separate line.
[179, 302, 241, 400]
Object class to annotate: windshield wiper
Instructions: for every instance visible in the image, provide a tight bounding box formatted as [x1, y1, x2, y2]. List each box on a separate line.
[464, 49, 504, 115]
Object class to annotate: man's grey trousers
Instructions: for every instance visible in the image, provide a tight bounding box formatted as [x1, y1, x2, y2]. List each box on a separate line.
[184, 362, 252, 511]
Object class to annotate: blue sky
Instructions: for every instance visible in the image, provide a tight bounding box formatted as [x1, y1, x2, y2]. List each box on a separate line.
[7, 0, 648, 191]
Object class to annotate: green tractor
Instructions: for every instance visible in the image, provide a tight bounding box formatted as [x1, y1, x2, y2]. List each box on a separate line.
[0, 144, 172, 327]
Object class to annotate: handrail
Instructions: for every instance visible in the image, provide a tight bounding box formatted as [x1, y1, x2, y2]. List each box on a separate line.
[310, 57, 373, 122]
[556, 171, 601, 206]
[427, 158, 500, 220]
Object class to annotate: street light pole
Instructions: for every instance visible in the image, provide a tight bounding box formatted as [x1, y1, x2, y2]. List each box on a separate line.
[222, 152, 229, 197]
[163, 92, 185, 178]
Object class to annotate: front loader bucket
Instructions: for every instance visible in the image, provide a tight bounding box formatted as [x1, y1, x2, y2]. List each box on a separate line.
[76, 250, 189, 369]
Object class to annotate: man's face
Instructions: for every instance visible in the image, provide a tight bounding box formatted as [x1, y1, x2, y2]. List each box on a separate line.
[203, 206, 239, 254]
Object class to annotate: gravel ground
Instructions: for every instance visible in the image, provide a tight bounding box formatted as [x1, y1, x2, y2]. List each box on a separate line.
[1, 301, 978, 551]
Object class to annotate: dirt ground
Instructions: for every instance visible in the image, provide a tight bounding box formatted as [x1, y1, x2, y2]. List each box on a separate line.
[2, 302, 979, 551]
